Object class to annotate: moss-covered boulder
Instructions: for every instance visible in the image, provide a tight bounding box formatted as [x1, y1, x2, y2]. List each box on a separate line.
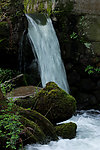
[56, 122, 77, 139]
[16, 106, 58, 143]
[15, 82, 76, 124]
[33, 82, 76, 124]
[19, 116, 46, 145]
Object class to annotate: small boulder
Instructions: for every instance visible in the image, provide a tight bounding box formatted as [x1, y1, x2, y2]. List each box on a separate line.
[7, 85, 42, 100]
[56, 122, 77, 139]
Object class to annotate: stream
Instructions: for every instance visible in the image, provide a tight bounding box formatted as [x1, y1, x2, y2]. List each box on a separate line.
[25, 109, 100, 150]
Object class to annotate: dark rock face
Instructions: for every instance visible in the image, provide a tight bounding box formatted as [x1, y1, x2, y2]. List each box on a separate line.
[0, 0, 25, 69]
[76, 92, 98, 110]
[53, 2, 100, 110]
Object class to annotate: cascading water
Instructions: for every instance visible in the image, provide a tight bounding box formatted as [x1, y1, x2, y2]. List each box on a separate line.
[25, 110, 100, 150]
[26, 14, 69, 93]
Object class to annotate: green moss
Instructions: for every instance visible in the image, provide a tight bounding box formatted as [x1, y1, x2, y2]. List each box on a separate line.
[15, 105, 58, 141]
[21, 126, 38, 145]
[23, 0, 74, 16]
[56, 122, 77, 139]
[15, 97, 36, 109]
[44, 82, 60, 92]
[34, 82, 76, 124]
[20, 116, 46, 143]
[23, 0, 52, 15]
[15, 82, 76, 125]
[0, 21, 8, 26]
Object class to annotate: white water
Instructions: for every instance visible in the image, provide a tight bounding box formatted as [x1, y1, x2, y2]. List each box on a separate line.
[26, 110, 100, 150]
[26, 14, 69, 93]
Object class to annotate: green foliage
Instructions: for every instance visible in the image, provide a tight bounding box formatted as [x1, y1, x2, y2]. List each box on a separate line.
[24, 0, 74, 16]
[70, 31, 91, 49]
[0, 99, 23, 149]
[78, 16, 92, 49]
[0, 82, 14, 96]
[0, 38, 6, 43]
[84, 42, 91, 49]
[0, 68, 19, 83]
[24, 0, 53, 16]
[85, 65, 100, 74]
[0, 68, 19, 96]
[0, 0, 23, 22]
[70, 32, 78, 39]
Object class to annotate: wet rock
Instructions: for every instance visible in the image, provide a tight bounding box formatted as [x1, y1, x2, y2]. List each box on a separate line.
[32, 82, 76, 124]
[94, 90, 100, 104]
[14, 82, 76, 124]
[20, 116, 46, 145]
[97, 80, 100, 88]
[56, 122, 77, 139]
[76, 92, 97, 110]
[7, 85, 42, 100]
[80, 78, 96, 91]
[68, 70, 80, 86]
[16, 106, 58, 143]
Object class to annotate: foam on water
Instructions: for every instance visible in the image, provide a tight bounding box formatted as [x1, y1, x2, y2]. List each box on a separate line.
[25, 110, 100, 150]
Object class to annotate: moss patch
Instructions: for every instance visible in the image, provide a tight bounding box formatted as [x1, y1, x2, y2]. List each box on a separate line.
[20, 116, 46, 144]
[15, 105, 58, 142]
[33, 82, 76, 124]
[56, 122, 77, 139]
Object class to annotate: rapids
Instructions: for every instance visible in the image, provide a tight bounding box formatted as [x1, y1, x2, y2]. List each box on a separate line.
[26, 110, 100, 150]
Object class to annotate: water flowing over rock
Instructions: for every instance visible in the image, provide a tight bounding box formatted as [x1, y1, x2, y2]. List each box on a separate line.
[26, 14, 69, 93]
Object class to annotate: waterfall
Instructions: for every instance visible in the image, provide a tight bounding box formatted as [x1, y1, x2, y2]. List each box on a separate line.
[26, 14, 69, 93]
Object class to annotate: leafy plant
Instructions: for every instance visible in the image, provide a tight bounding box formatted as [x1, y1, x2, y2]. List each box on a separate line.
[0, 68, 19, 83]
[0, 82, 14, 96]
[70, 32, 78, 39]
[0, 99, 23, 149]
[0, 38, 6, 43]
[85, 65, 100, 74]
[70, 31, 91, 49]
[84, 42, 91, 49]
